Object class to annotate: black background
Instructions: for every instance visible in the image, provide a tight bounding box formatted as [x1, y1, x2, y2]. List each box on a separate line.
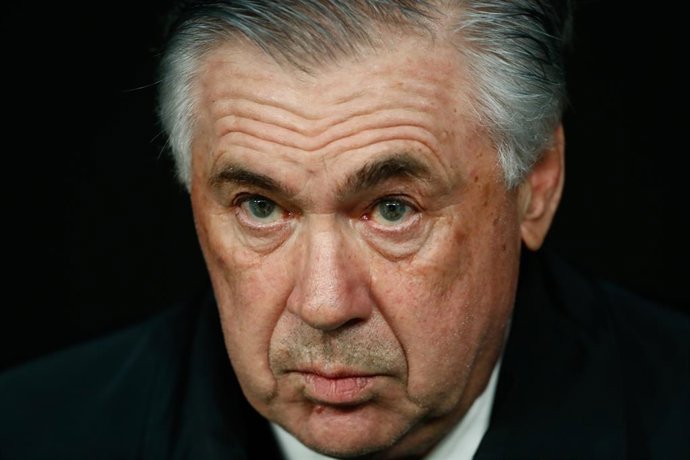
[3, 1, 688, 370]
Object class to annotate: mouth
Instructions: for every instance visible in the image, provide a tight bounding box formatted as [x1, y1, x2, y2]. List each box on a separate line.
[295, 369, 380, 406]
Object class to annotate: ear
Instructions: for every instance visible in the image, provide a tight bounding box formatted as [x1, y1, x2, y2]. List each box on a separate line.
[518, 124, 565, 251]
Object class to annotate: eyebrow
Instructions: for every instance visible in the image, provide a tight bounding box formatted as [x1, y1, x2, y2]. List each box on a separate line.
[210, 164, 296, 196]
[339, 153, 432, 197]
[209, 152, 432, 199]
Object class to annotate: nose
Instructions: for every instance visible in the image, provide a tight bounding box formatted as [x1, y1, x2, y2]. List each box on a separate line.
[286, 216, 373, 331]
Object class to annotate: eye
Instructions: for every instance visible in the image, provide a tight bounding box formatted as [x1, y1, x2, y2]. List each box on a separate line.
[237, 194, 285, 224]
[368, 198, 415, 226]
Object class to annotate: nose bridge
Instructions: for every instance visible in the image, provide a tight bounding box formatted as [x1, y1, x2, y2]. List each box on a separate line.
[287, 214, 371, 330]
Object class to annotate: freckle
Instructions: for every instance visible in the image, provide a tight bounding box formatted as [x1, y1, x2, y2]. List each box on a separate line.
[473, 175, 479, 183]
[501, 243, 506, 251]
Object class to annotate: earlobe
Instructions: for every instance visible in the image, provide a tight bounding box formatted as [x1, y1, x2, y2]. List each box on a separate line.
[519, 124, 565, 251]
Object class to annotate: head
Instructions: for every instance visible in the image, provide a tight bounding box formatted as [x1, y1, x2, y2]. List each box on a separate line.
[157, 0, 569, 458]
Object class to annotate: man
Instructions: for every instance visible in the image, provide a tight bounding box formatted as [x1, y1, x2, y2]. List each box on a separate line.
[1, 1, 688, 459]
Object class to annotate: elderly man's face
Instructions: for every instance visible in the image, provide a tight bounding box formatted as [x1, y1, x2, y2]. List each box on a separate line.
[189, 36, 552, 458]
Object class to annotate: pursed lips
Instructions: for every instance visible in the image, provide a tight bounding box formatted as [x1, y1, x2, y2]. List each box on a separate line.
[291, 367, 383, 405]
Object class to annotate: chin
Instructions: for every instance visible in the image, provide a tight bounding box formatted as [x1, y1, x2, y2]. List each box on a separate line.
[277, 403, 428, 460]
[302, 433, 431, 460]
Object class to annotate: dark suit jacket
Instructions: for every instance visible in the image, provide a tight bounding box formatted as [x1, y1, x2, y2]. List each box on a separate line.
[1, 249, 688, 459]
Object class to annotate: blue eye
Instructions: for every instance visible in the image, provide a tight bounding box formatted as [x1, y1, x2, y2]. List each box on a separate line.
[372, 198, 412, 224]
[247, 197, 275, 218]
[240, 195, 283, 223]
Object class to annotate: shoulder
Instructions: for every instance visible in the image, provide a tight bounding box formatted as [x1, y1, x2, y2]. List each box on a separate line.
[539, 248, 689, 356]
[0, 293, 208, 460]
[540, 249, 690, 455]
[597, 276, 690, 456]
[484, 248, 689, 458]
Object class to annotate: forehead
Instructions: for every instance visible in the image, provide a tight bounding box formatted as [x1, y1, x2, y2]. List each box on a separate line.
[203, 34, 464, 92]
[192, 36, 491, 188]
[196, 34, 474, 128]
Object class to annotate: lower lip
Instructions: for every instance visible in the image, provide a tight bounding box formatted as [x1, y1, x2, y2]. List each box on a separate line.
[302, 373, 376, 405]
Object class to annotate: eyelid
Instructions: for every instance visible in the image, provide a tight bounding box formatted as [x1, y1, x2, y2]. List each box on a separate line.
[232, 192, 289, 212]
[365, 195, 419, 214]
[363, 195, 420, 228]
[233, 192, 293, 231]
[232, 191, 267, 207]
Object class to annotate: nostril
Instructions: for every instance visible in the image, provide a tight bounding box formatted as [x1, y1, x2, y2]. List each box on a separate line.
[339, 318, 365, 329]
[317, 317, 364, 332]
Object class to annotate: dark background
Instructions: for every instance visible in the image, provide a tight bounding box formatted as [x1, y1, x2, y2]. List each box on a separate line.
[3, 1, 688, 370]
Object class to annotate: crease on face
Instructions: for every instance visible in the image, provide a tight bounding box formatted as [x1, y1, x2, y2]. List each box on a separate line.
[199, 41, 469, 161]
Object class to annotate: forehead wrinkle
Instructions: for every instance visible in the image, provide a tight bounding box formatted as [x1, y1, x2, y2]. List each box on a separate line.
[201, 53, 369, 129]
[216, 112, 439, 154]
[208, 82, 454, 158]
[208, 77, 448, 142]
[208, 90, 368, 125]
[201, 45, 467, 136]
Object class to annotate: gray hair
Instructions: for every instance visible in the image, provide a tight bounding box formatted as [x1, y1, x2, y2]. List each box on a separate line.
[157, 0, 572, 189]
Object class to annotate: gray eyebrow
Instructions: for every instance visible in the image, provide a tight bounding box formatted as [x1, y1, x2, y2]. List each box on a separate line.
[338, 153, 432, 198]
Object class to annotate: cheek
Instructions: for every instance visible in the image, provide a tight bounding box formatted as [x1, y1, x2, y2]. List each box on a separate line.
[369, 236, 475, 409]
[194, 204, 296, 409]
[370, 193, 521, 411]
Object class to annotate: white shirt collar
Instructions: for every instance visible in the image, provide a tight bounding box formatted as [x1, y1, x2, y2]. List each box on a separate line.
[271, 357, 502, 460]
